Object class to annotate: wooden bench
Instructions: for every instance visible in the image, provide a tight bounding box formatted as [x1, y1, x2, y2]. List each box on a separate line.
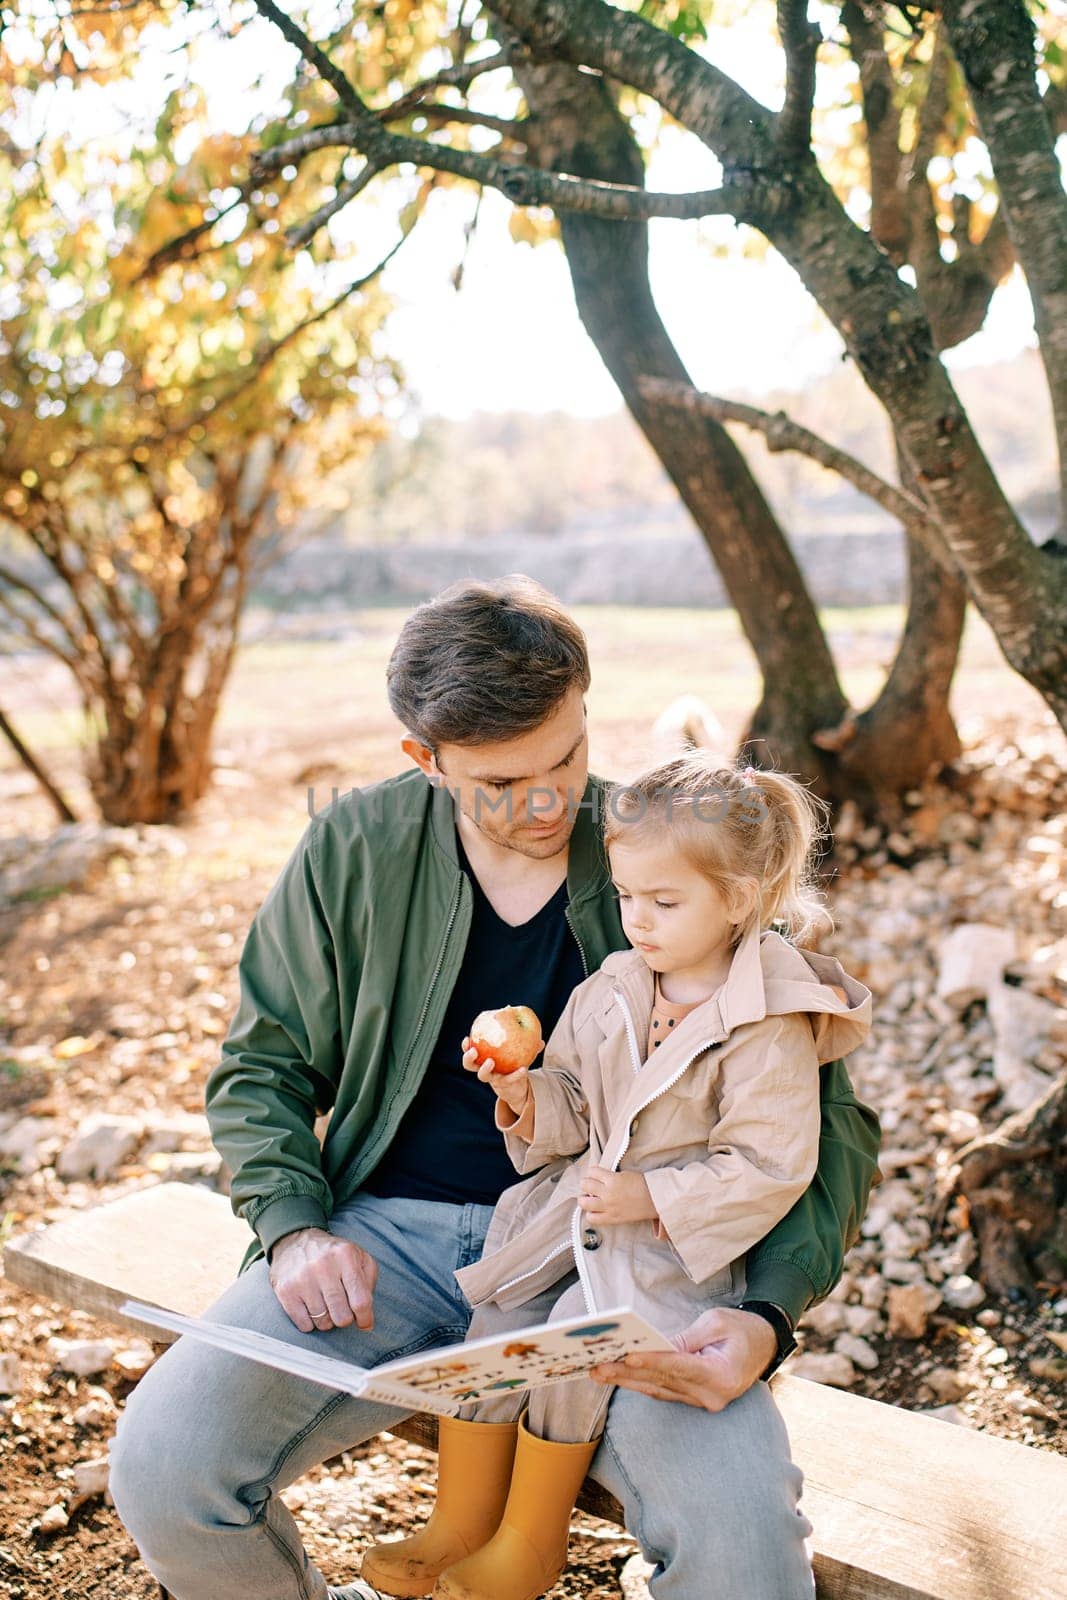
[5, 1183, 1066, 1600]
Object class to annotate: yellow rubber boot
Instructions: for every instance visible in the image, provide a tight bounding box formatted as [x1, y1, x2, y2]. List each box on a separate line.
[360, 1417, 519, 1598]
[432, 1414, 600, 1600]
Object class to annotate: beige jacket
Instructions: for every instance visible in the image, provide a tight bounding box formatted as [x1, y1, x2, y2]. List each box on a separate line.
[454, 917, 873, 1336]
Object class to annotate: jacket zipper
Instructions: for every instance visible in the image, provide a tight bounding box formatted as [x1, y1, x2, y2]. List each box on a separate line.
[612, 990, 644, 1077]
[354, 876, 465, 1185]
[609, 990, 721, 1172]
[492, 1239, 573, 1300]
[564, 903, 590, 978]
[407, 876, 464, 1066]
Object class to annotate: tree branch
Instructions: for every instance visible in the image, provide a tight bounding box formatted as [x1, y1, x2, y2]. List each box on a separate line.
[284, 159, 385, 249]
[639, 378, 931, 527]
[251, 0, 375, 126]
[843, 1, 909, 262]
[943, 0, 1067, 511]
[205, 232, 408, 418]
[0, 558, 83, 661]
[410, 104, 525, 140]
[255, 116, 747, 227]
[777, 0, 821, 152]
[386, 49, 511, 122]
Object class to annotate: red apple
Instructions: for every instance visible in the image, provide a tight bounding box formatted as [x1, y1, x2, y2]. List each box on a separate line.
[469, 1005, 544, 1075]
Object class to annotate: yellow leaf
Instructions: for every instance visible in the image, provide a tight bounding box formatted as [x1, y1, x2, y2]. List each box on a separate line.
[54, 1034, 98, 1059]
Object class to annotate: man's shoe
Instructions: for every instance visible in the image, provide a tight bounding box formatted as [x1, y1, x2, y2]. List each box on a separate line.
[328, 1583, 385, 1599]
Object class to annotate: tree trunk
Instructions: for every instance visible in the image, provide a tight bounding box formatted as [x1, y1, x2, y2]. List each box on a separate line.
[486, 0, 1067, 730]
[832, 530, 965, 793]
[943, 0, 1067, 515]
[936, 1073, 1067, 1300]
[515, 50, 968, 808]
[830, 441, 966, 791]
[514, 55, 856, 788]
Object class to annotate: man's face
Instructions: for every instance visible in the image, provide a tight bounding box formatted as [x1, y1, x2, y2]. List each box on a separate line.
[403, 686, 590, 860]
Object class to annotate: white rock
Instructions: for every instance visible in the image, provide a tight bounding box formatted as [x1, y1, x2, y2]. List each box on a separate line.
[620, 1552, 655, 1600]
[935, 1231, 978, 1277]
[0, 1353, 23, 1394]
[113, 1343, 155, 1380]
[881, 1221, 916, 1257]
[919, 1404, 971, 1427]
[48, 1338, 114, 1377]
[140, 1110, 211, 1156]
[987, 980, 1064, 1112]
[944, 1109, 982, 1146]
[72, 1391, 116, 1427]
[843, 1305, 883, 1338]
[936, 924, 1018, 1008]
[801, 1301, 848, 1338]
[71, 1457, 110, 1499]
[0, 1116, 55, 1173]
[887, 1283, 941, 1339]
[56, 1115, 143, 1181]
[882, 1257, 926, 1284]
[146, 1149, 222, 1185]
[925, 1366, 972, 1403]
[941, 1274, 986, 1310]
[858, 1275, 887, 1310]
[788, 1352, 856, 1388]
[834, 1333, 879, 1370]
[0, 823, 138, 900]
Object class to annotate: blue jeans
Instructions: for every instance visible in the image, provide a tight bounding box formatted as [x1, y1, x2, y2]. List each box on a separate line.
[110, 1195, 815, 1599]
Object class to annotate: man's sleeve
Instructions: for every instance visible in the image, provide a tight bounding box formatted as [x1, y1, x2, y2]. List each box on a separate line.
[205, 821, 344, 1257]
[741, 1058, 882, 1327]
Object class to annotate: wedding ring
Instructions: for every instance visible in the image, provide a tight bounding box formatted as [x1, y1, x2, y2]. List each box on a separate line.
[309, 1309, 331, 1323]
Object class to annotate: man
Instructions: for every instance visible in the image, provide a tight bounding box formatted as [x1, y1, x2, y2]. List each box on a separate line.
[111, 575, 881, 1600]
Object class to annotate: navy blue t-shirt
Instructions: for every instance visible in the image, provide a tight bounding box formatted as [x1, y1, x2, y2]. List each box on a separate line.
[362, 827, 587, 1206]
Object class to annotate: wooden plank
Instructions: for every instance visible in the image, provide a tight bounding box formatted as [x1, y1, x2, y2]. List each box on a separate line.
[5, 1183, 1067, 1600]
[2, 1182, 251, 1341]
[771, 1373, 1067, 1600]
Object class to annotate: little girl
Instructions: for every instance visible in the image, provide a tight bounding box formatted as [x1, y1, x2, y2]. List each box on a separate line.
[362, 756, 873, 1600]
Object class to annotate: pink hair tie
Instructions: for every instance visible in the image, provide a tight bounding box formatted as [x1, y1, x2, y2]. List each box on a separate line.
[742, 765, 758, 781]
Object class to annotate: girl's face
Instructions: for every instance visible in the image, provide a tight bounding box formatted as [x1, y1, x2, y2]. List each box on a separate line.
[608, 837, 748, 976]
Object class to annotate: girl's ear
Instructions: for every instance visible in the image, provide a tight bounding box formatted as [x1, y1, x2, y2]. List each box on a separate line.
[727, 877, 760, 928]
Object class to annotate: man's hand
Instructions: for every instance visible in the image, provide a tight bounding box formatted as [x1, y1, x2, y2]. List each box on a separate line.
[461, 1034, 532, 1117]
[578, 1167, 657, 1225]
[589, 1307, 778, 1412]
[268, 1227, 378, 1334]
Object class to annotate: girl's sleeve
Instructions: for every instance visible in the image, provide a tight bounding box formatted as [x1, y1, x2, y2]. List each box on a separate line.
[642, 1012, 822, 1285]
[497, 982, 593, 1174]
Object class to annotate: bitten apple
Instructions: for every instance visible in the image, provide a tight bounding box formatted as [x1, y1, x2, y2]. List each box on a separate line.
[468, 1006, 544, 1075]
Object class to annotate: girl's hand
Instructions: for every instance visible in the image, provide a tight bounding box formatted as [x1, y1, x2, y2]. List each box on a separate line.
[461, 1035, 532, 1116]
[578, 1167, 658, 1225]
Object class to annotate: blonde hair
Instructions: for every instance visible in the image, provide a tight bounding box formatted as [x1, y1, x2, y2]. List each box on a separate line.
[602, 753, 834, 948]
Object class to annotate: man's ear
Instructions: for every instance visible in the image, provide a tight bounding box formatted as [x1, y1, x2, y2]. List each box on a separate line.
[401, 735, 438, 781]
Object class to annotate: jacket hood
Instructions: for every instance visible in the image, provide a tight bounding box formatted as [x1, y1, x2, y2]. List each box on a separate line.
[598, 918, 872, 1063]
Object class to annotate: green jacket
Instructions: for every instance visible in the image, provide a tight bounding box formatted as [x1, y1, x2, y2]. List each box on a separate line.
[206, 768, 881, 1325]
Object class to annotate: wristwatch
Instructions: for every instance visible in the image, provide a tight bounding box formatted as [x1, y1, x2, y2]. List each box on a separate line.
[737, 1299, 798, 1381]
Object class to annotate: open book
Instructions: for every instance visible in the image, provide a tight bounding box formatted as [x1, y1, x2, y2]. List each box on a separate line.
[122, 1299, 674, 1418]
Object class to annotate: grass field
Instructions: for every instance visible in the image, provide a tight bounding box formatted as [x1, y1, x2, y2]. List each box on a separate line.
[0, 602, 1055, 829]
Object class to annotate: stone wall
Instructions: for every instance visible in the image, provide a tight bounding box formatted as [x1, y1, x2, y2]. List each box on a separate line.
[259, 527, 906, 610]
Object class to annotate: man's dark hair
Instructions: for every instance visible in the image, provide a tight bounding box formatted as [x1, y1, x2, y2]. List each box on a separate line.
[386, 574, 591, 751]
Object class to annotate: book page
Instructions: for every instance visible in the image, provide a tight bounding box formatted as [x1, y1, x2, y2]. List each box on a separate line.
[121, 1300, 675, 1416]
[374, 1306, 673, 1405]
[119, 1300, 459, 1415]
